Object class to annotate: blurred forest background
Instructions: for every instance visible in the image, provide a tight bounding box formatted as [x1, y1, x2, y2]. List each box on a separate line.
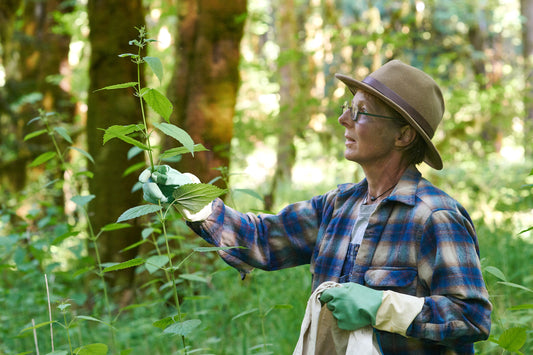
[1, 0, 532, 354]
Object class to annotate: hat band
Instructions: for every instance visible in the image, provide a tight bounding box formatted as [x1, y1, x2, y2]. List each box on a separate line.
[362, 76, 434, 138]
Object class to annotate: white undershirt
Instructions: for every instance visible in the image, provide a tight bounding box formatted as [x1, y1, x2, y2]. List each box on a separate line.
[350, 203, 379, 245]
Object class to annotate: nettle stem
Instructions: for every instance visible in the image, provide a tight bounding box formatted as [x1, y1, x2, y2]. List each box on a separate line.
[136, 32, 155, 172]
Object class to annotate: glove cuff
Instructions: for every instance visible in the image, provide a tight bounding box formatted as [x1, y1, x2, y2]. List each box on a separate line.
[374, 290, 424, 336]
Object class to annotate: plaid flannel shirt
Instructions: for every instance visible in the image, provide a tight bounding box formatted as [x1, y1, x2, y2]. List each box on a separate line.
[188, 166, 491, 354]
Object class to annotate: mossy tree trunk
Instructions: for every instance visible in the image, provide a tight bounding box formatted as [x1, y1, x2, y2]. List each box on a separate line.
[166, 0, 247, 187]
[0, 0, 74, 193]
[87, 0, 145, 306]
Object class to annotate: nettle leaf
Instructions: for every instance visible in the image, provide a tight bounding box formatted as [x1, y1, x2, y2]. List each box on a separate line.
[173, 184, 226, 213]
[29, 151, 56, 167]
[69, 147, 95, 164]
[117, 204, 162, 222]
[74, 343, 108, 355]
[100, 223, 131, 232]
[153, 316, 175, 330]
[94, 82, 138, 92]
[160, 144, 209, 159]
[484, 266, 506, 281]
[71, 194, 96, 207]
[163, 319, 202, 336]
[496, 327, 527, 352]
[102, 124, 148, 150]
[154, 123, 195, 154]
[145, 255, 169, 274]
[142, 88, 173, 122]
[103, 258, 145, 272]
[24, 129, 47, 141]
[193, 246, 245, 253]
[180, 273, 207, 283]
[54, 126, 72, 143]
[144, 56, 164, 84]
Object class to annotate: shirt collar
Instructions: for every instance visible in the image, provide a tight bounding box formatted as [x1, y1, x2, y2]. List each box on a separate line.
[337, 165, 422, 206]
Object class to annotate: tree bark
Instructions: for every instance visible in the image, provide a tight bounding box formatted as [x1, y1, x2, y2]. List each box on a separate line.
[166, 0, 247, 186]
[521, 0, 533, 157]
[0, 0, 74, 192]
[87, 0, 145, 305]
[265, 0, 312, 210]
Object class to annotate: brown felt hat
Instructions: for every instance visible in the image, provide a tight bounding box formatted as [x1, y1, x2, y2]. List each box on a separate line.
[336, 60, 445, 170]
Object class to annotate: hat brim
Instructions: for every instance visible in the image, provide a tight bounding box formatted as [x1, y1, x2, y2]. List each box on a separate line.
[335, 73, 443, 170]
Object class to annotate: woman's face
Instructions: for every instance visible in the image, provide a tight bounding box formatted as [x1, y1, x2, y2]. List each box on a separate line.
[338, 91, 402, 166]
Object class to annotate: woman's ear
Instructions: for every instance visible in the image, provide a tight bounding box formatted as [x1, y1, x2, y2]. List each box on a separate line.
[396, 125, 417, 148]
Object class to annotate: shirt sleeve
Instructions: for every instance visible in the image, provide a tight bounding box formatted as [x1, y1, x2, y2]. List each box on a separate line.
[187, 195, 330, 275]
[407, 209, 492, 347]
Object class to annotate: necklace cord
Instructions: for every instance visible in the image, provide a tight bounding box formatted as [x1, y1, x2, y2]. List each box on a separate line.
[368, 184, 395, 202]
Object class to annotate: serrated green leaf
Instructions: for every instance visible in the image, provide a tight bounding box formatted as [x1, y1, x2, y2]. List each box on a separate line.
[71, 195, 96, 207]
[497, 281, 533, 293]
[180, 273, 207, 283]
[264, 304, 293, 317]
[127, 146, 144, 160]
[496, 327, 527, 352]
[484, 266, 506, 281]
[154, 123, 194, 153]
[100, 223, 131, 232]
[120, 239, 149, 253]
[94, 82, 138, 92]
[74, 343, 108, 355]
[103, 258, 145, 272]
[160, 144, 209, 159]
[73, 265, 95, 278]
[163, 319, 201, 336]
[144, 56, 164, 83]
[19, 321, 56, 334]
[508, 303, 533, 311]
[152, 316, 174, 330]
[193, 246, 245, 252]
[69, 146, 95, 164]
[142, 88, 173, 122]
[29, 151, 56, 167]
[173, 184, 226, 213]
[116, 204, 162, 222]
[102, 125, 148, 150]
[47, 350, 69, 355]
[24, 129, 47, 141]
[102, 125, 143, 144]
[54, 126, 72, 143]
[123, 161, 146, 177]
[145, 255, 169, 274]
[231, 308, 258, 321]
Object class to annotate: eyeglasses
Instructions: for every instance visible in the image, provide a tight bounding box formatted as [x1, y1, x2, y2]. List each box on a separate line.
[341, 101, 399, 122]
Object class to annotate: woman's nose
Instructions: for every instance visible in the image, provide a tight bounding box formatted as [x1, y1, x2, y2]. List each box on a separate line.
[338, 109, 352, 127]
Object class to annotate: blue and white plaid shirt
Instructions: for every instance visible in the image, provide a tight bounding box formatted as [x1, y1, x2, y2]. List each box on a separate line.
[189, 166, 491, 354]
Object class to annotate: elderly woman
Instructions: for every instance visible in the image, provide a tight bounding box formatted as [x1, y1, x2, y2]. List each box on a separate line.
[140, 60, 491, 354]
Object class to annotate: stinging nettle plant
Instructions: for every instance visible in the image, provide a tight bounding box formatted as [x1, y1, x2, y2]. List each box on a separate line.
[96, 26, 225, 221]
[95, 26, 231, 353]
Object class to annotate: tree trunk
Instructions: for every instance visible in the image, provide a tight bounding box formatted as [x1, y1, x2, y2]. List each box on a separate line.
[166, 0, 247, 186]
[87, 0, 145, 305]
[0, 0, 74, 192]
[521, 0, 533, 158]
[265, 0, 312, 210]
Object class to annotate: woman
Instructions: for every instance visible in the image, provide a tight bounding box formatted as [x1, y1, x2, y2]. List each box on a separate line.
[140, 60, 492, 354]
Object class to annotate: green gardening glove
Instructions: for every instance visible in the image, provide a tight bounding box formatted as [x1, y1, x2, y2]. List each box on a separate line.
[139, 165, 193, 204]
[319, 282, 383, 331]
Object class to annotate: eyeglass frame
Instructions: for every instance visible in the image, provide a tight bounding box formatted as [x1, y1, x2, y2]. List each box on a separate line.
[341, 101, 400, 122]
